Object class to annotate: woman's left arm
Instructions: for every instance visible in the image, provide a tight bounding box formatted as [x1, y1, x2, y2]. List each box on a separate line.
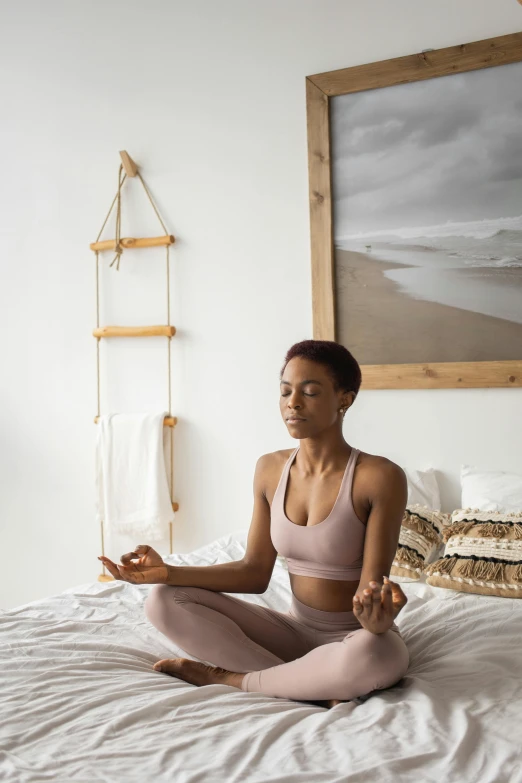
[353, 459, 408, 635]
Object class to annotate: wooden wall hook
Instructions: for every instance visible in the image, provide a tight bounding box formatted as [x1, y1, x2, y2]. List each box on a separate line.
[119, 150, 138, 177]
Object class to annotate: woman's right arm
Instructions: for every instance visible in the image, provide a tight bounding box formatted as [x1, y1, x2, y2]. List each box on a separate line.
[165, 454, 278, 594]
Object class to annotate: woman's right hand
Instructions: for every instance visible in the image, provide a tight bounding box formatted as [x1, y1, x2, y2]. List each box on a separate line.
[98, 545, 168, 585]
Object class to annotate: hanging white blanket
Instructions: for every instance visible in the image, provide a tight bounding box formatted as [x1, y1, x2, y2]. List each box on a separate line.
[95, 412, 174, 541]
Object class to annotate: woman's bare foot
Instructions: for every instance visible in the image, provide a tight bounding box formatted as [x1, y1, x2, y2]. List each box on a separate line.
[153, 657, 244, 689]
[153, 659, 346, 707]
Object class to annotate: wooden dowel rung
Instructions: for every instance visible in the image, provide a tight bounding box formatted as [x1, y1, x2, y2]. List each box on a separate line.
[172, 502, 179, 512]
[93, 325, 176, 338]
[94, 415, 178, 427]
[90, 235, 175, 252]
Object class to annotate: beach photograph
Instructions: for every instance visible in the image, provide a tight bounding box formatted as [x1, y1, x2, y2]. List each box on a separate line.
[331, 60, 522, 366]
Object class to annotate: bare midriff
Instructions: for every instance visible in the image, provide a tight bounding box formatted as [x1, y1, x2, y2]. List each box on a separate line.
[267, 447, 368, 613]
[289, 574, 360, 612]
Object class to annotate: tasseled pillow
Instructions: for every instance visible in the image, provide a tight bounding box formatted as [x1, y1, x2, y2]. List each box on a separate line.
[391, 505, 449, 582]
[423, 508, 522, 597]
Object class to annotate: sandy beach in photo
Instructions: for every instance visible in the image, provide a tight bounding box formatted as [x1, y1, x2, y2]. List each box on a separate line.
[330, 63, 522, 367]
[335, 249, 522, 365]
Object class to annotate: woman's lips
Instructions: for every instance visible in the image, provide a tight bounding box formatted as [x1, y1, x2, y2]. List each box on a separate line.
[287, 418, 306, 423]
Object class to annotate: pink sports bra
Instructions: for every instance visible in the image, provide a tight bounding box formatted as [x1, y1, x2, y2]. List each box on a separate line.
[270, 446, 366, 581]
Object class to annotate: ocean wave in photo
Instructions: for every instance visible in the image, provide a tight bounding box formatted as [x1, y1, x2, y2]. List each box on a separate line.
[336, 214, 522, 242]
[334, 215, 522, 324]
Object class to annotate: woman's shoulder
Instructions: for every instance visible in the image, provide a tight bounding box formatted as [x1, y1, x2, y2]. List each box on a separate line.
[255, 448, 295, 473]
[356, 450, 407, 487]
[254, 448, 295, 492]
[256, 449, 295, 480]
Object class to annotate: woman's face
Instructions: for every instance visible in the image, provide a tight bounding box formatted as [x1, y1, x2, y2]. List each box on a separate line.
[279, 356, 351, 438]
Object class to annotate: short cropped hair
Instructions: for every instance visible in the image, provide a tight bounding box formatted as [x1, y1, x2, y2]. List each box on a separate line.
[280, 340, 362, 399]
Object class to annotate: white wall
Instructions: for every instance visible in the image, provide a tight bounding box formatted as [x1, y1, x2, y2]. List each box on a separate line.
[1, 0, 521, 609]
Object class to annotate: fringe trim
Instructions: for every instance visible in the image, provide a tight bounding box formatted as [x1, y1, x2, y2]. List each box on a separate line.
[442, 521, 522, 543]
[458, 558, 506, 582]
[442, 521, 476, 542]
[395, 545, 424, 570]
[424, 556, 522, 583]
[403, 511, 441, 545]
[424, 556, 458, 576]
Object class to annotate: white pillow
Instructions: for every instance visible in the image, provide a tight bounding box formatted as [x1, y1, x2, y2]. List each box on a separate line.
[461, 465, 522, 512]
[405, 468, 441, 511]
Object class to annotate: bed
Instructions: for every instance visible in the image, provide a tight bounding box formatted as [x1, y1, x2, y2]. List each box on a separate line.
[1, 531, 521, 783]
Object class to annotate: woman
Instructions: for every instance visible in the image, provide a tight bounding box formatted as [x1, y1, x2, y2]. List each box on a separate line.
[99, 340, 410, 708]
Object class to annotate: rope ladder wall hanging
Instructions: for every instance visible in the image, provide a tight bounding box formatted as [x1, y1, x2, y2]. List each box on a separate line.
[91, 151, 179, 582]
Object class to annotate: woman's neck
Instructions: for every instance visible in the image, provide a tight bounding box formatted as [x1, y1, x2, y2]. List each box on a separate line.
[295, 435, 353, 476]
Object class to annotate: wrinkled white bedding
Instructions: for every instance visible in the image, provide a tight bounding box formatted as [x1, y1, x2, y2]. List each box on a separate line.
[1, 532, 521, 783]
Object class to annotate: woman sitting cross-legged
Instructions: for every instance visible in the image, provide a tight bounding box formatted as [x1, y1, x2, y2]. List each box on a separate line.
[99, 339, 410, 709]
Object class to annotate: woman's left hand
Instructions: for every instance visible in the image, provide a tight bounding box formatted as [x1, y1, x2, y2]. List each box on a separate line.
[352, 576, 408, 635]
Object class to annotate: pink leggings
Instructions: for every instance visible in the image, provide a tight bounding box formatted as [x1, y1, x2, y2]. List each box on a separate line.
[144, 585, 410, 702]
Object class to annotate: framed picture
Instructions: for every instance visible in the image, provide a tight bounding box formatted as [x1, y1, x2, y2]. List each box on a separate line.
[306, 32, 522, 389]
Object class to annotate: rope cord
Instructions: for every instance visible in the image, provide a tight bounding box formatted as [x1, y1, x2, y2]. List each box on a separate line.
[95, 250, 101, 418]
[109, 165, 125, 270]
[136, 171, 170, 234]
[165, 242, 173, 511]
[93, 162, 175, 554]
[95, 171, 128, 243]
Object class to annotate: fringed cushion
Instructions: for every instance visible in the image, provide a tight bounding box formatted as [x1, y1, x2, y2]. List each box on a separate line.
[423, 508, 522, 597]
[391, 505, 449, 582]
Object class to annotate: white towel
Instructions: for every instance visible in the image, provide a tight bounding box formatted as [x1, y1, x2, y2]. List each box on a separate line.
[95, 412, 174, 541]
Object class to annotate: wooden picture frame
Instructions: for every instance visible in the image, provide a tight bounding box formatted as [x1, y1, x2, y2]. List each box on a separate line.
[306, 31, 522, 389]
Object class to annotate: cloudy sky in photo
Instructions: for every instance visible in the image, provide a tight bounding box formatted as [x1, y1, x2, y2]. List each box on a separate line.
[331, 60, 522, 236]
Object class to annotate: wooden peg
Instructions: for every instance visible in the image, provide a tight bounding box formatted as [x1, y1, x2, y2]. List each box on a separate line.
[119, 150, 138, 177]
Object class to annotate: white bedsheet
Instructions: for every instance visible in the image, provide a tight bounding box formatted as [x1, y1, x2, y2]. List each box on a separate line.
[1, 533, 521, 783]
